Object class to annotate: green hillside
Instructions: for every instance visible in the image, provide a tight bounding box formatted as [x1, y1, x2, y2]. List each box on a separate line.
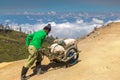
[0, 30, 52, 62]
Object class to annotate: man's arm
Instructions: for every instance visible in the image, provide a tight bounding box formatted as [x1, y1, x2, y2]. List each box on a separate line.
[25, 33, 34, 46]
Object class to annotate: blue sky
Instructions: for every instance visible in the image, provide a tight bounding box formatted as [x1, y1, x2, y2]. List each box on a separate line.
[0, 0, 120, 38]
[0, 0, 120, 14]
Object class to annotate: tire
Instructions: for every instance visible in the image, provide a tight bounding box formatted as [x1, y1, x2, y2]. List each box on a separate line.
[66, 47, 79, 66]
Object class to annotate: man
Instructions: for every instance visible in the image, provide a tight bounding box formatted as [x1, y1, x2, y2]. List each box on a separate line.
[21, 24, 51, 80]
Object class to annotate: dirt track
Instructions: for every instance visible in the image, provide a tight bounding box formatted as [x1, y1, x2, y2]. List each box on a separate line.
[0, 22, 120, 80]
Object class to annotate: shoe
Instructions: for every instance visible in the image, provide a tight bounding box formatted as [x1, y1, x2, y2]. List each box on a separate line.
[33, 62, 45, 75]
[21, 66, 29, 80]
[36, 68, 45, 75]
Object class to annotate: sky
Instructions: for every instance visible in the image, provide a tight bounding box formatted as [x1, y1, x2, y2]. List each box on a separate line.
[0, 0, 120, 38]
[0, 0, 120, 14]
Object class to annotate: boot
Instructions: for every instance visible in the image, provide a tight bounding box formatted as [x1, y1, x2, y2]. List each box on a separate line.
[21, 66, 29, 80]
[33, 62, 45, 75]
[36, 67, 45, 75]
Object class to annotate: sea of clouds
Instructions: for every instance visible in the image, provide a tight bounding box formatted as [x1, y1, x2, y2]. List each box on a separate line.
[1, 12, 120, 38]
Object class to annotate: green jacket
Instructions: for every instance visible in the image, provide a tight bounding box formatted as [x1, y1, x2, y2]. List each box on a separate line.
[25, 30, 47, 50]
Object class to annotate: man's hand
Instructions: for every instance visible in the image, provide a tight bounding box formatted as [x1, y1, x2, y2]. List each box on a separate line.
[39, 48, 45, 53]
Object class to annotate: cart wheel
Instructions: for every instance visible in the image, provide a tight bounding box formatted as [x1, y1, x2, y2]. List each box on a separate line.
[66, 48, 79, 66]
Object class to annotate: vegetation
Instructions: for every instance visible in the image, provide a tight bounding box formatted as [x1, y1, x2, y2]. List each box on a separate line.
[0, 24, 55, 62]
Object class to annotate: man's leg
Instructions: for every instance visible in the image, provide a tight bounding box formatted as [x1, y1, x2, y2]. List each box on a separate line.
[21, 46, 37, 80]
[33, 52, 44, 75]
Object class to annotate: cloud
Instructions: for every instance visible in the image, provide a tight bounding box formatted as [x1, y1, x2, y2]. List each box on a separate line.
[5, 19, 11, 23]
[76, 19, 84, 24]
[92, 18, 104, 24]
[48, 11, 56, 15]
[106, 19, 120, 25]
[4, 12, 120, 39]
[6, 17, 106, 38]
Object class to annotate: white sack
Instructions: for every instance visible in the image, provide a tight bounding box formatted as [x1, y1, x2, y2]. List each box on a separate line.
[64, 38, 76, 45]
[50, 43, 65, 54]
